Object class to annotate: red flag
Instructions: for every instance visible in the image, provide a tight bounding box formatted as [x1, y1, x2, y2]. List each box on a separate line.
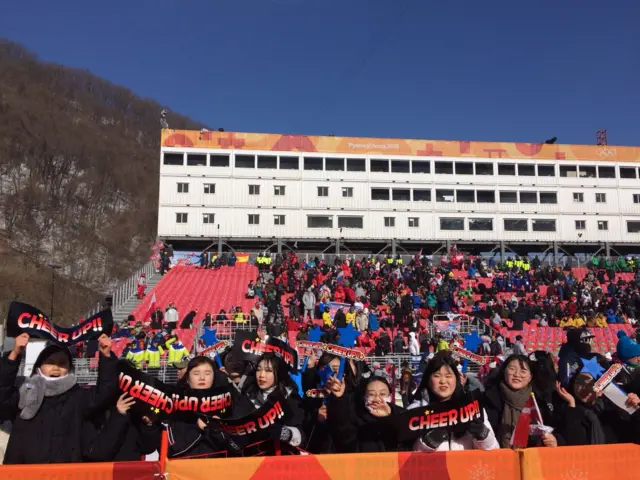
[146, 293, 156, 321]
[510, 393, 535, 448]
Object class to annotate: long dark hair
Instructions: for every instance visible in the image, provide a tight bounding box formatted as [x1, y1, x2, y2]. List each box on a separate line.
[247, 353, 297, 397]
[530, 351, 556, 395]
[419, 351, 464, 402]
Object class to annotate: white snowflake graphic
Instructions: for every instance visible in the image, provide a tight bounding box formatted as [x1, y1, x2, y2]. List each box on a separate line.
[467, 461, 495, 480]
[561, 467, 588, 480]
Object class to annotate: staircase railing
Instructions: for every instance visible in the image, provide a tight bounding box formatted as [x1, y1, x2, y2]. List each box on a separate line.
[111, 261, 157, 316]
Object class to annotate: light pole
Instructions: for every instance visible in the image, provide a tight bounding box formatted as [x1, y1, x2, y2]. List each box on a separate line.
[47, 264, 62, 321]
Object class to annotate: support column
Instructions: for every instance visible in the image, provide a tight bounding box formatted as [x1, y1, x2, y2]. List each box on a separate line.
[605, 242, 611, 259]
[500, 241, 505, 264]
[446, 240, 451, 256]
[277, 238, 282, 254]
[335, 239, 340, 257]
[391, 238, 397, 256]
[553, 241, 558, 266]
[217, 228, 222, 254]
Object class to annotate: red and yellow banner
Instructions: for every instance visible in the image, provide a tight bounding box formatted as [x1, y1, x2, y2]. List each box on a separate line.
[0, 461, 161, 480]
[162, 129, 640, 162]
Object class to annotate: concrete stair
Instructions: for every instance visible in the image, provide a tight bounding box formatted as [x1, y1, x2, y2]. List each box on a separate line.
[112, 273, 162, 324]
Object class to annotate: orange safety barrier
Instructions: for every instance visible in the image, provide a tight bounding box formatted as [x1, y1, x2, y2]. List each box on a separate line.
[165, 449, 520, 480]
[0, 460, 161, 480]
[519, 444, 640, 480]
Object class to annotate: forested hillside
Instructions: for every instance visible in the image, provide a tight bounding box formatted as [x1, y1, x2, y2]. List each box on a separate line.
[0, 40, 206, 324]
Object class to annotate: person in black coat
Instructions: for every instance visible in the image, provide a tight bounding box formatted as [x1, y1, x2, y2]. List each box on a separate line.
[83, 393, 160, 462]
[237, 354, 306, 454]
[166, 356, 247, 459]
[0, 333, 118, 464]
[326, 374, 406, 453]
[482, 354, 560, 449]
[180, 311, 197, 329]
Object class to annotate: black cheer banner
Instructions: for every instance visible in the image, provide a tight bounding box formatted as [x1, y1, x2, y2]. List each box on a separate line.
[390, 395, 484, 442]
[117, 361, 233, 421]
[209, 390, 289, 444]
[7, 301, 113, 345]
[233, 331, 299, 372]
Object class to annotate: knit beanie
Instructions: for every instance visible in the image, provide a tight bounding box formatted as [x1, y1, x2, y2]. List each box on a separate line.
[616, 331, 640, 362]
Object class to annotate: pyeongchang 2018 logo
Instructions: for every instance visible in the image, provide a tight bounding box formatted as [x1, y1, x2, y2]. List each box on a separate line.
[348, 142, 400, 150]
[598, 148, 616, 158]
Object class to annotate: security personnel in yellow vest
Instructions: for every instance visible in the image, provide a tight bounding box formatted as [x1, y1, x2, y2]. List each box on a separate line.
[167, 340, 189, 365]
[264, 254, 272, 266]
[386, 255, 394, 265]
[144, 336, 165, 369]
[125, 338, 146, 369]
[396, 255, 403, 265]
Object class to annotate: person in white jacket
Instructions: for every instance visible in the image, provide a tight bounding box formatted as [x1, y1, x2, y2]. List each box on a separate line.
[409, 331, 420, 356]
[411, 352, 499, 453]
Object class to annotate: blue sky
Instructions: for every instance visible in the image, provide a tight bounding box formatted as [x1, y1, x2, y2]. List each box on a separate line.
[2, 0, 639, 145]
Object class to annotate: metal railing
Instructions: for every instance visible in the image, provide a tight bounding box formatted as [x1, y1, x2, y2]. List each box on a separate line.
[111, 261, 157, 317]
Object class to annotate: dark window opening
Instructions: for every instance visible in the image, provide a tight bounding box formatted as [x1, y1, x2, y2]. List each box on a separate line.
[440, 218, 464, 230]
[392, 189, 411, 201]
[436, 189, 455, 202]
[326, 158, 345, 171]
[455, 162, 473, 175]
[498, 164, 516, 175]
[435, 161, 453, 174]
[187, 154, 207, 166]
[235, 155, 255, 168]
[371, 188, 390, 200]
[347, 158, 366, 171]
[412, 160, 430, 173]
[598, 166, 615, 178]
[304, 157, 323, 170]
[475, 163, 493, 175]
[532, 219, 556, 232]
[537, 165, 555, 177]
[413, 189, 431, 201]
[338, 216, 363, 229]
[539, 192, 558, 204]
[391, 160, 410, 173]
[370, 159, 389, 172]
[210, 154, 230, 167]
[280, 156, 299, 170]
[456, 189, 475, 203]
[257, 155, 277, 169]
[469, 218, 493, 231]
[518, 164, 535, 176]
[560, 165, 577, 177]
[520, 191, 537, 203]
[477, 191, 495, 203]
[504, 219, 528, 231]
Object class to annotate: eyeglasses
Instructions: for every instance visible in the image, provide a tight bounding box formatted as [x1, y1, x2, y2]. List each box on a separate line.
[506, 366, 531, 376]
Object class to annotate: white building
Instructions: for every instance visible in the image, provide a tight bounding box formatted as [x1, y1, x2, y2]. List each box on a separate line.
[158, 130, 640, 257]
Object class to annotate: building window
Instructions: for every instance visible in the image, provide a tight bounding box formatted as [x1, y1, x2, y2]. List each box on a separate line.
[274, 215, 285, 225]
[203, 213, 215, 224]
[204, 183, 216, 194]
[317, 186, 329, 197]
[280, 156, 299, 170]
[370, 159, 389, 172]
[627, 221, 640, 233]
[413, 189, 431, 201]
[456, 190, 475, 203]
[595, 193, 606, 203]
[434, 161, 453, 174]
[560, 165, 577, 177]
[477, 191, 496, 203]
[412, 160, 430, 173]
[384, 217, 395, 227]
[575, 220, 586, 230]
[634, 194, 640, 204]
[163, 153, 184, 166]
[532, 219, 556, 232]
[573, 192, 584, 203]
[274, 185, 286, 196]
[579, 166, 597, 178]
[371, 188, 390, 200]
[498, 164, 516, 175]
[519, 191, 537, 204]
[338, 216, 363, 229]
[248, 214, 260, 225]
[475, 163, 493, 175]
[539, 192, 558, 204]
[346, 158, 366, 171]
[392, 189, 411, 201]
[249, 185, 260, 195]
[504, 219, 528, 231]
[391, 160, 410, 173]
[598, 166, 615, 178]
[500, 191, 518, 203]
[469, 218, 493, 231]
[408, 217, 420, 228]
[455, 162, 473, 175]
[440, 218, 464, 230]
[537, 165, 555, 177]
[620, 167, 637, 179]
[597, 220, 608, 231]
[307, 215, 333, 228]
[187, 154, 207, 166]
[342, 187, 354, 198]
[304, 157, 323, 170]
[325, 158, 345, 171]
[177, 182, 189, 193]
[210, 154, 230, 167]
[176, 213, 188, 224]
[436, 189, 455, 202]
[257, 155, 277, 169]
[518, 164, 535, 176]
[235, 154, 255, 168]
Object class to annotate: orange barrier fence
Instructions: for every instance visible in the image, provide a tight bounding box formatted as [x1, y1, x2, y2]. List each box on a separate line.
[0, 460, 161, 480]
[1, 444, 639, 479]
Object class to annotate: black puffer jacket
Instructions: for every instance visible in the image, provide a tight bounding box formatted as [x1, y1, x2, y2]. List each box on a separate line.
[0, 352, 118, 464]
[327, 394, 406, 453]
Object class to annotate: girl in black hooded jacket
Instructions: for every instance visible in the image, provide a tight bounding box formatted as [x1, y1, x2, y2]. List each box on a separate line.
[0, 333, 118, 464]
[326, 374, 406, 453]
